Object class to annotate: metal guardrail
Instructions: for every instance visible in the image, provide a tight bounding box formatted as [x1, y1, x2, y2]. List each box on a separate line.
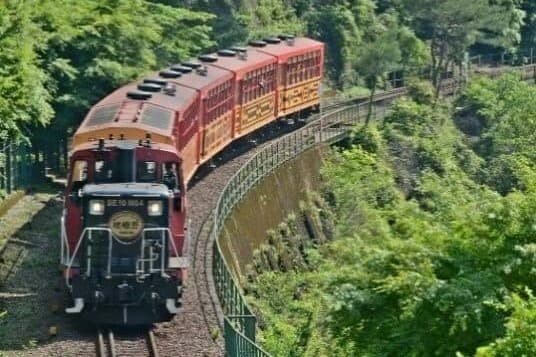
[211, 85, 414, 356]
[210, 64, 536, 357]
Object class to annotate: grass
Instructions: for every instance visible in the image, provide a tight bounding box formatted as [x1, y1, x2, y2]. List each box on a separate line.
[0, 186, 64, 352]
[0, 185, 61, 250]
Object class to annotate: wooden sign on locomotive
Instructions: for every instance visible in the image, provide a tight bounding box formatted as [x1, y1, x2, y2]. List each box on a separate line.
[61, 36, 324, 325]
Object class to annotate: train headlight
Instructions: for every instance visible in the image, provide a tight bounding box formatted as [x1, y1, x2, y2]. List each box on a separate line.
[147, 200, 163, 216]
[89, 200, 105, 215]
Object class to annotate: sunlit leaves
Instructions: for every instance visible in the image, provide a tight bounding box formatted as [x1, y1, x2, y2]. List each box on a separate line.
[0, 0, 53, 140]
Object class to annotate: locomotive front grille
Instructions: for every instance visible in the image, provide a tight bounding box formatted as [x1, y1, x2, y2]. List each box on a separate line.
[65, 226, 177, 283]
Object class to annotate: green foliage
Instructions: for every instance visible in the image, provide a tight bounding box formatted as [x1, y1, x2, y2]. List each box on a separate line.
[458, 74, 536, 193]
[520, 0, 536, 50]
[476, 291, 536, 356]
[0, 0, 213, 144]
[306, 3, 363, 87]
[36, 0, 213, 138]
[353, 13, 426, 121]
[400, 0, 525, 94]
[355, 17, 402, 121]
[0, 0, 52, 140]
[249, 81, 536, 355]
[237, 0, 305, 40]
[406, 79, 435, 105]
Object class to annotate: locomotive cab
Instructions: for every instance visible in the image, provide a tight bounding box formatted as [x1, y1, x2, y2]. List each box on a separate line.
[62, 140, 187, 325]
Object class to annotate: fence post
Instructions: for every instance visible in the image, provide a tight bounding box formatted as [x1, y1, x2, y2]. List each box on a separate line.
[319, 115, 323, 142]
[6, 143, 12, 194]
[0, 143, 3, 191]
[245, 315, 256, 342]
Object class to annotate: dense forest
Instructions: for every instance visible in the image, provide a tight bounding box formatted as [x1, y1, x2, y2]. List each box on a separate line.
[246, 74, 536, 356]
[2, 0, 535, 147]
[3, 1, 536, 355]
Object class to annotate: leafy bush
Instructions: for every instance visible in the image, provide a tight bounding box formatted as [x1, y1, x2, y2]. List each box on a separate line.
[249, 89, 536, 356]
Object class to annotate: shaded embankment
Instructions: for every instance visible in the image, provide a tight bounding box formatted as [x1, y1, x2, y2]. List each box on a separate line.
[219, 147, 326, 278]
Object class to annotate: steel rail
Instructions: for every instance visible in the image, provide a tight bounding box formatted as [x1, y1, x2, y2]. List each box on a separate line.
[147, 329, 159, 357]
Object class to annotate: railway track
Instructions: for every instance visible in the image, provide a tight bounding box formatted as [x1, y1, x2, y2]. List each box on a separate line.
[96, 328, 159, 357]
[0, 96, 389, 357]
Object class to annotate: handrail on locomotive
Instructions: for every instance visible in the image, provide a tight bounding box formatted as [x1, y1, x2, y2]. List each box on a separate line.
[61, 224, 182, 286]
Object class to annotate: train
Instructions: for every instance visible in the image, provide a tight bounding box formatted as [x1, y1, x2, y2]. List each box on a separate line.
[60, 35, 324, 325]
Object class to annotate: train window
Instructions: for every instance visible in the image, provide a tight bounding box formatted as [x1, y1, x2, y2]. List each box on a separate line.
[95, 160, 113, 182]
[162, 162, 179, 190]
[72, 160, 88, 183]
[137, 161, 157, 182]
[71, 160, 88, 192]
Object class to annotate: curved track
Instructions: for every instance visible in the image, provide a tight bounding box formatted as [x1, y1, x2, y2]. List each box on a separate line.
[4, 119, 304, 356]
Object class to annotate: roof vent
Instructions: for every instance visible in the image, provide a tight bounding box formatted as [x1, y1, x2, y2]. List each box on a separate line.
[278, 34, 296, 40]
[137, 83, 162, 92]
[231, 46, 247, 52]
[159, 70, 182, 79]
[230, 46, 248, 60]
[249, 40, 267, 47]
[182, 61, 202, 69]
[171, 65, 193, 73]
[279, 34, 296, 46]
[264, 37, 281, 44]
[218, 49, 237, 57]
[127, 90, 152, 100]
[198, 54, 218, 63]
[143, 78, 167, 86]
[196, 66, 208, 76]
[163, 83, 177, 96]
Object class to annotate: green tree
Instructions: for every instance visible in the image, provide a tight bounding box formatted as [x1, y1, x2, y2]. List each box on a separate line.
[0, 0, 52, 140]
[520, 0, 536, 50]
[476, 291, 536, 356]
[402, 0, 525, 96]
[237, 0, 305, 40]
[306, 4, 361, 87]
[30, 0, 213, 168]
[355, 16, 402, 123]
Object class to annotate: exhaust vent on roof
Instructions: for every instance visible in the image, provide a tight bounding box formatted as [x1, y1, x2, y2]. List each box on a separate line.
[127, 90, 152, 100]
[218, 49, 237, 57]
[198, 54, 218, 63]
[171, 65, 193, 73]
[196, 66, 208, 76]
[279, 34, 296, 46]
[159, 70, 182, 79]
[231, 46, 247, 52]
[143, 78, 167, 86]
[182, 61, 202, 69]
[278, 34, 296, 40]
[163, 83, 177, 96]
[249, 40, 267, 47]
[264, 37, 281, 44]
[230, 46, 248, 60]
[137, 83, 162, 92]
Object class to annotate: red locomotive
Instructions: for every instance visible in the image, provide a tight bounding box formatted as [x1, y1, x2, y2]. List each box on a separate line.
[60, 35, 324, 325]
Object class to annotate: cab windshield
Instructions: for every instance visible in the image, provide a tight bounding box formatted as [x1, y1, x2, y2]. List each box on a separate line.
[95, 160, 116, 183]
[137, 161, 157, 182]
[69, 158, 181, 189]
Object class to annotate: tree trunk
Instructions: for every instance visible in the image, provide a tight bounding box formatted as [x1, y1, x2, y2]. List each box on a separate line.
[431, 38, 447, 100]
[366, 84, 377, 125]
